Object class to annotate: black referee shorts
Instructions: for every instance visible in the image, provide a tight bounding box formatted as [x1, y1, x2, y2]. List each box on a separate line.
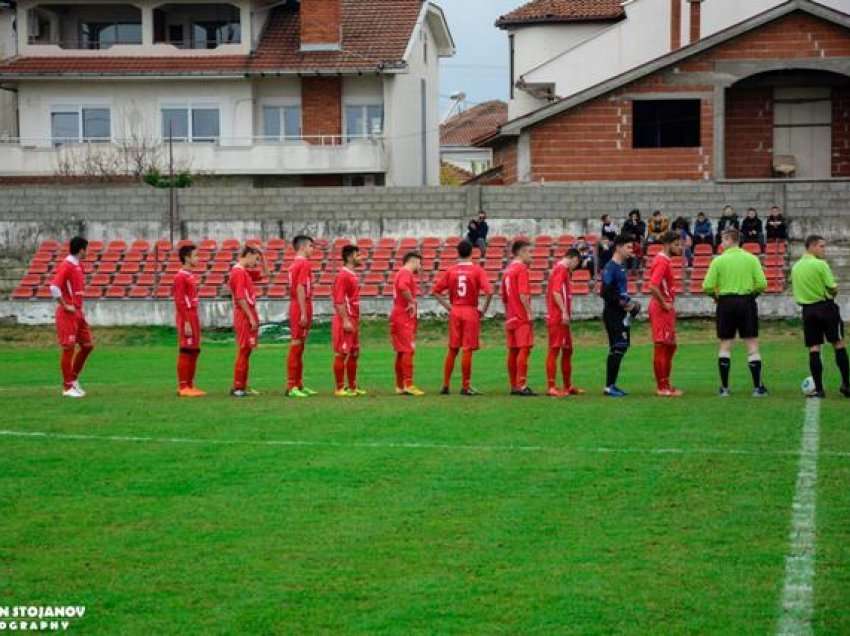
[802, 300, 845, 348]
[716, 295, 759, 340]
[603, 307, 630, 353]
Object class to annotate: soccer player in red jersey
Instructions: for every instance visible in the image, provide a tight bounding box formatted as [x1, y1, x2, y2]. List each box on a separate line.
[390, 252, 424, 396]
[648, 231, 684, 397]
[173, 243, 206, 397]
[229, 245, 268, 398]
[50, 236, 94, 398]
[332, 244, 366, 397]
[502, 239, 537, 396]
[432, 240, 493, 395]
[545, 248, 585, 398]
[287, 235, 316, 398]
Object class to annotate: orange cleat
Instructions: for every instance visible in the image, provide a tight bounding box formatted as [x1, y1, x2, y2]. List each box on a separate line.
[188, 387, 207, 397]
[565, 386, 585, 396]
[656, 387, 684, 398]
[546, 387, 566, 398]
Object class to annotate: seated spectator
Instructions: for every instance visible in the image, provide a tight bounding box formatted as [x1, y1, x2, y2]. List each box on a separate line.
[574, 237, 596, 277]
[715, 205, 740, 247]
[766, 205, 787, 242]
[622, 209, 646, 268]
[673, 217, 694, 266]
[601, 214, 619, 242]
[646, 210, 670, 245]
[693, 212, 714, 248]
[598, 237, 614, 271]
[741, 207, 765, 248]
[466, 211, 489, 256]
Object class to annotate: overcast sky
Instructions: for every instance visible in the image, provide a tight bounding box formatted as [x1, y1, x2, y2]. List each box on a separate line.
[437, 0, 519, 117]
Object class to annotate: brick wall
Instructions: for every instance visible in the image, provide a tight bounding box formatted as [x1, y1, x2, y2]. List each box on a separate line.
[725, 88, 774, 179]
[492, 141, 517, 185]
[833, 87, 850, 178]
[301, 77, 342, 141]
[300, 0, 341, 47]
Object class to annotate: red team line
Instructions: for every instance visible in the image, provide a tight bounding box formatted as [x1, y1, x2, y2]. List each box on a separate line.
[49, 235, 688, 400]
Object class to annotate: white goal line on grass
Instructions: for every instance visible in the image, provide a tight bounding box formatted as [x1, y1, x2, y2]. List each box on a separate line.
[1, 428, 848, 460]
[776, 399, 820, 636]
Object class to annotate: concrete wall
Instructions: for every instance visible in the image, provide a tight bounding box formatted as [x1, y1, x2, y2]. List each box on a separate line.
[1, 180, 849, 255]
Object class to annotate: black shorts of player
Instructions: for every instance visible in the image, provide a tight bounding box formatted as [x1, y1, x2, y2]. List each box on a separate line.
[716, 295, 759, 340]
[603, 306, 630, 351]
[802, 300, 845, 348]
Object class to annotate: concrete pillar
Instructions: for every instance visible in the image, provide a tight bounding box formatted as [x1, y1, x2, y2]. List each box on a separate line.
[713, 84, 726, 179]
[140, 4, 153, 47]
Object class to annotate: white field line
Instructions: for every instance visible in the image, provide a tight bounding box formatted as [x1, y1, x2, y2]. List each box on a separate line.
[776, 399, 821, 636]
[1, 427, 849, 459]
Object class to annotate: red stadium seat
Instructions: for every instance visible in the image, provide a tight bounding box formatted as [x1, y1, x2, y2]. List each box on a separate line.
[532, 246, 551, 258]
[128, 286, 150, 298]
[267, 238, 287, 251]
[529, 283, 543, 296]
[529, 270, 544, 283]
[160, 274, 176, 286]
[377, 238, 397, 250]
[90, 273, 111, 286]
[556, 234, 576, 246]
[694, 244, 713, 256]
[11, 286, 32, 299]
[765, 268, 784, 280]
[689, 281, 704, 294]
[154, 286, 173, 298]
[87, 240, 104, 254]
[124, 252, 143, 263]
[313, 285, 331, 298]
[572, 270, 591, 282]
[39, 240, 60, 252]
[693, 256, 713, 269]
[764, 255, 784, 267]
[361, 285, 379, 297]
[113, 274, 134, 286]
[107, 240, 127, 253]
[35, 286, 52, 299]
[245, 238, 263, 249]
[767, 280, 785, 293]
[198, 239, 217, 251]
[198, 286, 218, 298]
[221, 238, 240, 251]
[27, 262, 49, 275]
[766, 242, 787, 255]
[743, 243, 762, 255]
[530, 259, 548, 270]
[105, 286, 126, 298]
[130, 240, 150, 253]
[120, 262, 140, 274]
[83, 286, 103, 299]
[100, 252, 121, 263]
[205, 273, 225, 286]
[444, 236, 462, 248]
[136, 274, 155, 286]
[21, 274, 41, 286]
[535, 235, 553, 246]
[155, 240, 172, 253]
[647, 244, 664, 256]
[267, 285, 287, 298]
[32, 252, 53, 263]
[421, 237, 441, 249]
[370, 260, 390, 273]
[571, 282, 590, 295]
[364, 273, 385, 285]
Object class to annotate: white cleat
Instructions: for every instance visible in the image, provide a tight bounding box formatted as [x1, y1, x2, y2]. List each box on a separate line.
[62, 386, 85, 399]
[72, 380, 86, 396]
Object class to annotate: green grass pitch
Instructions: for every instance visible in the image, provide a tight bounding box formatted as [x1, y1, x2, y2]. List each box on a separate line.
[1, 320, 848, 634]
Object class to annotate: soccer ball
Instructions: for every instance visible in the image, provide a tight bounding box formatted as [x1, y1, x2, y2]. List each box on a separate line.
[801, 377, 817, 396]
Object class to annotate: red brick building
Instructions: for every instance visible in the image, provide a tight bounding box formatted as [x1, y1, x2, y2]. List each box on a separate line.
[479, 0, 850, 183]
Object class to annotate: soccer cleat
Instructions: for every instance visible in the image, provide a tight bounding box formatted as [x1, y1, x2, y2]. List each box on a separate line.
[334, 388, 356, 398]
[718, 387, 731, 398]
[287, 387, 309, 398]
[245, 388, 261, 397]
[604, 386, 627, 398]
[840, 385, 850, 398]
[565, 386, 585, 396]
[460, 387, 482, 396]
[752, 386, 769, 398]
[62, 386, 84, 399]
[395, 387, 405, 395]
[515, 387, 537, 397]
[71, 380, 86, 397]
[439, 386, 450, 395]
[546, 387, 566, 398]
[300, 386, 318, 396]
[188, 387, 207, 397]
[348, 387, 367, 396]
[657, 387, 684, 398]
[178, 387, 202, 398]
[806, 390, 826, 399]
[401, 385, 426, 397]
[230, 389, 249, 398]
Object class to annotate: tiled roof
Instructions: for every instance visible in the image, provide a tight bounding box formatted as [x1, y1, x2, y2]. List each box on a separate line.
[440, 101, 508, 146]
[0, 0, 424, 77]
[496, 0, 625, 28]
[440, 161, 475, 185]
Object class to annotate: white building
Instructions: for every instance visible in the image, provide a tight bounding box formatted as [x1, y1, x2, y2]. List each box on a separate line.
[0, 0, 454, 185]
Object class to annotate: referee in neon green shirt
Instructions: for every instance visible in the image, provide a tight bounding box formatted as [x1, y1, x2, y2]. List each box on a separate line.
[790, 235, 849, 398]
[703, 228, 768, 397]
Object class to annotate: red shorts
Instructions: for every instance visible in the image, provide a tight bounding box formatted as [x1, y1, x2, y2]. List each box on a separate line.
[390, 317, 417, 353]
[506, 320, 534, 349]
[177, 311, 201, 350]
[332, 316, 360, 355]
[234, 309, 259, 350]
[649, 300, 677, 345]
[547, 320, 573, 350]
[55, 307, 93, 348]
[289, 302, 313, 341]
[448, 306, 481, 350]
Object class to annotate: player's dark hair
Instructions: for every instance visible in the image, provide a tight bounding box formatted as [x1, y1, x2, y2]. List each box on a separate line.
[511, 239, 530, 256]
[661, 231, 680, 245]
[240, 245, 261, 258]
[402, 251, 421, 265]
[805, 235, 825, 248]
[341, 244, 359, 263]
[722, 228, 740, 243]
[292, 235, 314, 250]
[68, 236, 88, 255]
[456, 240, 473, 259]
[613, 234, 632, 248]
[178, 244, 197, 264]
[565, 248, 580, 260]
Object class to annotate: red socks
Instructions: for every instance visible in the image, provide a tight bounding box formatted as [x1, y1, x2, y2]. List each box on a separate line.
[516, 347, 530, 388]
[72, 345, 92, 383]
[546, 348, 558, 389]
[333, 354, 346, 390]
[234, 347, 252, 390]
[177, 349, 200, 389]
[395, 352, 404, 389]
[653, 343, 677, 390]
[61, 348, 75, 389]
[443, 348, 459, 388]
[443, 348, 474, 390]
[346, 354, 358, 390]
[395, 352, 414, 389]
[287, 342, 304, 390]
[507, 348, 519, 389]
[461, 349, 473, 390]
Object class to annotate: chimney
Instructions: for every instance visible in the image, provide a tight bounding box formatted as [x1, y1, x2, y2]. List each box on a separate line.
[670, 0, 682, 51]
[300, 0, 342, 51]
[689, 0, 702, 44]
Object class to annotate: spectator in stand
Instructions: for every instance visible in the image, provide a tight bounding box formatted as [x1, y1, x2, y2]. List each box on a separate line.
[766, 206, 788, 243]
[466, 211, 489, 256]
[693, 212, 714, 249]
[622, 209, 646, 270]
[598, 237, 614, 271]
[715, 205, 740, 248]
[741, 208, 765, 249]
[601, 214, 619, 241]
[646, 210, 671, 246]
[574, 237, 596, 277]
[673, 217, 694, 266]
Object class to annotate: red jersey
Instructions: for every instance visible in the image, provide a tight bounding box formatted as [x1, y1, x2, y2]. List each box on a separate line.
[649, 252, 675, 304]
[432, 262, 492, 307]
[50, 255, 85, 309]
[333, 267, 360, 321]
[288, 256, 313, 302]
[391, 268, 418, 322]
[229, 265, 261, 316]
[501, 261, 531, 323]
[173, 269, 199, 317]
[547, 263, 572, 322]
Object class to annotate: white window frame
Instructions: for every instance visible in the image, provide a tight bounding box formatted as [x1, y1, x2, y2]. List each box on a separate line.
[260, 100, 302, 143]
[49, 104, 112, 146]
[160, 102, 221, 144]
[343, 101, 384, 142]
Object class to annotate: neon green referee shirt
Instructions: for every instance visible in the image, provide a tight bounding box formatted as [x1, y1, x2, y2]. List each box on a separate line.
[702, 247, 767, 296]
[791, 253, 838, 305]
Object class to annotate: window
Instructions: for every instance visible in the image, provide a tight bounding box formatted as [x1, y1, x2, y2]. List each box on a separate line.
[161, 106, 220, 142]
[80, 22, 142, 48]
[50, 107, 111, 145]
[191, 21, 240, 49]
[263, 105, 301, 141]
[633, 99, 701, 148]
[345, 104, 383, 140]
